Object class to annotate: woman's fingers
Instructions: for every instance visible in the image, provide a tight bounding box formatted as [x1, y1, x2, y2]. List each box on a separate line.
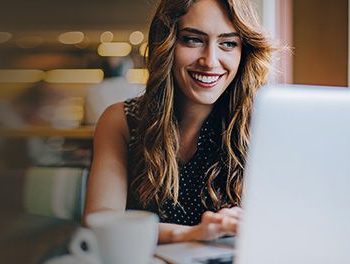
[220, 216, 239, 234]
[201, 211, 224, 224]
[217, 207, 242, 234]
[207, 207, 242, 235]
[217, 207, 243, 220]
[176, 209, 243, 242]
[200, 209, 241, 238]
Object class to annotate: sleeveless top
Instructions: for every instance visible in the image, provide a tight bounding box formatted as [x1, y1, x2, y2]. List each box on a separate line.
[124, 98, 230, 225]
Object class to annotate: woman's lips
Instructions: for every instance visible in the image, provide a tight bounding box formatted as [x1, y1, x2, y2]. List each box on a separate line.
[188, 71, 224, 88]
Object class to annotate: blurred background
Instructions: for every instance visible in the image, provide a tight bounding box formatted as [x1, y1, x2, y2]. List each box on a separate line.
[0, 0, 154, 130]
[0, 0, 348, 219]
[0, 0, 348, 131]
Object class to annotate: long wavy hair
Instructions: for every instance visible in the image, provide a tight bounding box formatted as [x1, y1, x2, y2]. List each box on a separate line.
[131, 0, 273, 210]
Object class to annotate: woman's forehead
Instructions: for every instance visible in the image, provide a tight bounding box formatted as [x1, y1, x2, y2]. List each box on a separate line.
[178, 0, 237, 34]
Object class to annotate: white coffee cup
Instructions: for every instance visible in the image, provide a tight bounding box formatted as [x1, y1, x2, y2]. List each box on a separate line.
[84, 210, 159, 264]
[69, 227, 101, 264]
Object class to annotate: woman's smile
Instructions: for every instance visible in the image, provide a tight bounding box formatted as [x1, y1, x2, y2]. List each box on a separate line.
[188, 70, 225, 88]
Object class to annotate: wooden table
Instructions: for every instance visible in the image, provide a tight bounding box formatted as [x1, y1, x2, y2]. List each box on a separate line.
[0, 213, 234, 264]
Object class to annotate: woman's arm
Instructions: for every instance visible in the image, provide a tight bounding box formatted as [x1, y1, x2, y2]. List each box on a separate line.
[83, 102, 130, 222]
[83, 103, 242, 243]
[158, 207, 242, 243]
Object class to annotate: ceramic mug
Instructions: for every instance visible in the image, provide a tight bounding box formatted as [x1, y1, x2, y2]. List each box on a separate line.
[74, 210, 159, 264]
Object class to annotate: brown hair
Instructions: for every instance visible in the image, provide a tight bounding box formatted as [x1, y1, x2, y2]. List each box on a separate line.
[132, 0, 273, 210]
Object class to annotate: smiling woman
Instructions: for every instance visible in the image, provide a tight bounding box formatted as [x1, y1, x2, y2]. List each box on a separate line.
[173, 0, 242, 106]
[84, 0, 274, 244]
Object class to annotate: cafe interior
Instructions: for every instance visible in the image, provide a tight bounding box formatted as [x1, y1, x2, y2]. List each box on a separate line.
[0, 0, 348, 263]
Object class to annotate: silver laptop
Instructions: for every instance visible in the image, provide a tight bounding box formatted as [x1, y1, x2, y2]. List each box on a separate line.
[236, 84, 350, 264]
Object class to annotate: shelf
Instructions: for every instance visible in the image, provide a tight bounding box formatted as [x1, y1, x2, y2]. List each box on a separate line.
[0, 126, 94, 139]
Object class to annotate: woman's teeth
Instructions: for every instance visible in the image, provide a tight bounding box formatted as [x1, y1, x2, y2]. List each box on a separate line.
[191, 73, 220, 83]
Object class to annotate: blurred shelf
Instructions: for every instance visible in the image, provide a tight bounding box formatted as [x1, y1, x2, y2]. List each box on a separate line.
[0, 126, 94, 139]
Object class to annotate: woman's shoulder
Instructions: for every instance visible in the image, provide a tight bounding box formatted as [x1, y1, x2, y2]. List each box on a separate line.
[94, 101, 129, 143]
[98, 95, 141, 124]
[100, 101, 125, 122]
[95, 96, 143, 142]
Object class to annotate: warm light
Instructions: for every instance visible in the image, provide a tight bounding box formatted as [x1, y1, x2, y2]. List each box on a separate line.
[0, 32, 12, 43]
[126, 69, 149, 84]
[100, 31, 114, 42]
[0, 69, 45, 83]
[45, 69, 104, 83]
[75, 36, 90, 49]
[97, 42, 132, 57]
[139, 42, 149, 57]
[129, 31, 144, 45]
[58, 31, 85, 45]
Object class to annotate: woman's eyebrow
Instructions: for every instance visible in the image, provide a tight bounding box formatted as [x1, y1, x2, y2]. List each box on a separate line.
[179, 27, 240, 38]
[218, 32, 240, 38]
[179, 27, 207, 36]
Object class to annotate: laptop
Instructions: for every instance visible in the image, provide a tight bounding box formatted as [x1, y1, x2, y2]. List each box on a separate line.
[155, 84, 350, 264]
[155, 236, 235, 263]
[236, 84, 350, 264]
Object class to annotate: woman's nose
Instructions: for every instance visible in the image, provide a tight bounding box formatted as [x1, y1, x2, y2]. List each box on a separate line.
[198, 45, 220, 68]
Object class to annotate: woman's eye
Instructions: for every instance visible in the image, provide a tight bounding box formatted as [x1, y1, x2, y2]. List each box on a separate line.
[180, 36, 203, 46]
[220, 41, 238, 49]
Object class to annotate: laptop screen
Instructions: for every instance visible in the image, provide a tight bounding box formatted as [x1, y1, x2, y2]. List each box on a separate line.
[236, 84, 350, 264]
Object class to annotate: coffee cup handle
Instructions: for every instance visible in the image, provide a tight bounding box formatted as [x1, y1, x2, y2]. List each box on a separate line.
[69, 227, 101, 264]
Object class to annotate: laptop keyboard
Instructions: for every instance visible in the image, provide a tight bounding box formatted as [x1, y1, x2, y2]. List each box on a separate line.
[194, 254, 234, 264]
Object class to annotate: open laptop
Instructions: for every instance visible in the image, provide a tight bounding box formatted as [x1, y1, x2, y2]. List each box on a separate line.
[155, 236, 235, 263]
[236, 84, 350, 264]
[156, 84, 350, 264]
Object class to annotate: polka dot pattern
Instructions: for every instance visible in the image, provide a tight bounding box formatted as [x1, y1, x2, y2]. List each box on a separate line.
[124, 98, 228, 226]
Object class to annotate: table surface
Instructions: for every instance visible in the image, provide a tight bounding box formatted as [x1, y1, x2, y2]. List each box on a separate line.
[0, 213, 234, 264]
[0, 213, 79, 264]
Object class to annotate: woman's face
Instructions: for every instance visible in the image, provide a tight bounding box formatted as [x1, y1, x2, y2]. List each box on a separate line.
[173, 0, 242, 107]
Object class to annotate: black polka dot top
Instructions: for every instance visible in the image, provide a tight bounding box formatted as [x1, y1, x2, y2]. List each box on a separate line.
[124, 97, 230, 226]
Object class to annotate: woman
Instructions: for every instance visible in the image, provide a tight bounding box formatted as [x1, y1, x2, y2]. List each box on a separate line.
[84, 0, 273, 243]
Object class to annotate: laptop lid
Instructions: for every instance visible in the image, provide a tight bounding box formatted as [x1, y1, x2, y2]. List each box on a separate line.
[236, 84, 350, 264]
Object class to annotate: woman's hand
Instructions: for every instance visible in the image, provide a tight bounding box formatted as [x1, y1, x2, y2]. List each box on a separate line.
[171, 207, 243, 242]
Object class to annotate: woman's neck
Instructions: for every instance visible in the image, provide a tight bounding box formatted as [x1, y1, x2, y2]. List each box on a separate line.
[176, 99, 213, 132]
[174, 98, 214, 163]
